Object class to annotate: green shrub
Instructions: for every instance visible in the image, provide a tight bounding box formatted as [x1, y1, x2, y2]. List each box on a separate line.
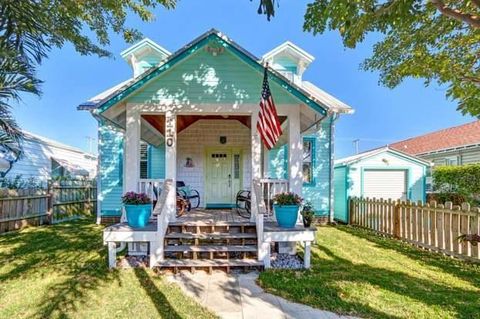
[426, 192, 467, 206]
[432, 164, 480, 204]
[0, 175, 44, 189]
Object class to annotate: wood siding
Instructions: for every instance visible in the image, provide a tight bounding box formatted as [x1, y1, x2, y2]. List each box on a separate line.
[125, 48, 300, 106]
[149, 143, 166, 179]
[267, 117, 333, 216]
[421, 147, 480, 166]
[6, 136, 96, 182]
[301, 117, 332, 216]
[268, 145, 287, 179]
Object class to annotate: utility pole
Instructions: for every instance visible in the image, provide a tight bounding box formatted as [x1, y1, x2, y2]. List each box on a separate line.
[85, 136, 95, 154]
[353, 139, 360, 155]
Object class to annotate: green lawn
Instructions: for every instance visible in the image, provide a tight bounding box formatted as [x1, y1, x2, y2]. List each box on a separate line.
[259, 225, 480, 319]
[0, 219, 216, 319]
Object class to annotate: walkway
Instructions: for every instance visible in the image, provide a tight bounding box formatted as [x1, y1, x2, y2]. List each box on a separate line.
[168, 271, 356, 319]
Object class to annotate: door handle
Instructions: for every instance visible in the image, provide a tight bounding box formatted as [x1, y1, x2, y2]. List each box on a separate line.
[228, 174, 231, 188]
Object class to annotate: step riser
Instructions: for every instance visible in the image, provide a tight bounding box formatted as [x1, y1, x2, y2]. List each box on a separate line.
[165, 251, 258, 260]
[165, 239, 257, 246]
[167, 225, 256, 235]
[157, 265, 263, 274]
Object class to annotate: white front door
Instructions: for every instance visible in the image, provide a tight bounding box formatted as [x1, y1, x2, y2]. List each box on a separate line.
[205, 149, 242, 206]
[363, 169, 408, 200]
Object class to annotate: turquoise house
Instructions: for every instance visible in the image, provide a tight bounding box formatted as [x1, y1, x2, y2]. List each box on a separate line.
[334, 147, 431, 223]
[78, 29, 354, 223]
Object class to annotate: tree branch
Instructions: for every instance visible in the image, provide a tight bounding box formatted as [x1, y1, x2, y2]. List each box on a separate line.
[430, 0, 480, 28]
[472, 0, 480, 10]
[458, 234, 480, 245]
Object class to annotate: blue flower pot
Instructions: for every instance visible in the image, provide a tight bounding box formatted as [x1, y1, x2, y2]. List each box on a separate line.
[273, 204, 299, 228]
[124, 204, 152, 228]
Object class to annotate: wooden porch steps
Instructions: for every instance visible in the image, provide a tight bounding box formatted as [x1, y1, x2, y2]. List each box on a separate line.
[157, 216, 262, 273]
[158, 258, 263, 274]
[165, 232, 257, 239]
[168, 221, 256, 227]
[164, 245, 257, 253]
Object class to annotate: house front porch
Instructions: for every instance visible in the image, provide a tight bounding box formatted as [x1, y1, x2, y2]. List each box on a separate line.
[103, 178, 316, 271]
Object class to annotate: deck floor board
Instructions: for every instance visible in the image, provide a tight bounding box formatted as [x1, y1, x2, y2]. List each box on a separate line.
[172, 209, 253, 226]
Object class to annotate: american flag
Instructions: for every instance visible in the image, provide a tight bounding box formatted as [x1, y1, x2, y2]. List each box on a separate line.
[256, 66, 282, 150]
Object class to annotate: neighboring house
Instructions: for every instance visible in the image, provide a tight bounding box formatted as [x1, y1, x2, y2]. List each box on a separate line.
[0, 131, 97, 183]
[390, 120, 480, 166]
[333, 147, 430, 222]
[77, 29, 354, 222]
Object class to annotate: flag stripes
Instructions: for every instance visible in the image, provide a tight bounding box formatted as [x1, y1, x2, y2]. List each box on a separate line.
[256, 66, 282, 150]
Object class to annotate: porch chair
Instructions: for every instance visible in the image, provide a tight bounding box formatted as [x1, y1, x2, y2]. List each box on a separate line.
[176, 181, 200, 211]
[235, 190, 251, 218]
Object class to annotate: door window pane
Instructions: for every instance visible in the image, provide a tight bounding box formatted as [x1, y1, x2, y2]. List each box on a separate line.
[234, 154, 240, 179]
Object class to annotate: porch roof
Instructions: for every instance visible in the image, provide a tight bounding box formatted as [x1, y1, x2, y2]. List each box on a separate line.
[77, 29, 353, 116]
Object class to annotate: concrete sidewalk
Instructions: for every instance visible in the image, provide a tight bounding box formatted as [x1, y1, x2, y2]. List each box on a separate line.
[167, 271, 356, 319]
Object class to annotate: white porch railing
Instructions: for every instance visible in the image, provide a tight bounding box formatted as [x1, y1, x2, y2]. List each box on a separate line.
[150, 179, 175, 266]
[138, 179, 165, 201]
[253, 179, 270, 267]
[258, 178, 289, 216]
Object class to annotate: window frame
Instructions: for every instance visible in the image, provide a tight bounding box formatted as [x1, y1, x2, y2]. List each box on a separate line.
[302, 137, 316, 186]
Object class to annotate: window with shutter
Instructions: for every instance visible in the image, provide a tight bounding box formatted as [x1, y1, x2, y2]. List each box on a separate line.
[140, 143, 148, 179]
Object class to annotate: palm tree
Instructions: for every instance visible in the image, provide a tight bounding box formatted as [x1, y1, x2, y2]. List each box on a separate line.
[0, 54, 41, 158]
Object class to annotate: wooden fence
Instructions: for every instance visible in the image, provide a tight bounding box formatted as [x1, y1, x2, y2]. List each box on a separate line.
[0, 179, 96, 233]
[49, 180, 97, 223]
[349, 197, 480, 261]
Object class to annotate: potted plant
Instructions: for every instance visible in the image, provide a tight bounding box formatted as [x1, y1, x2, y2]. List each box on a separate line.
[272, 192, 303, 228]
[122, 192, 152, 228]
[301, 201, 315, 228]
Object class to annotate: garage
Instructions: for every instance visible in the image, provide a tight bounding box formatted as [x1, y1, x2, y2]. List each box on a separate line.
[333, 147, 430, 223]
[362, 169, 407, 200]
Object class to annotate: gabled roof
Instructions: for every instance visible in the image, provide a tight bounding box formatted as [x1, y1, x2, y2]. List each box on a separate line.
[77, 29, 353, 115]
[262, 41, 315, 65]
[390, 120, 480, 155]
[77, 79, 133, 110]
[335, 146, 431, 167]
[23, 131, 97, 158]
[302, 81, 353, 114]
[120, 38, 171, 60]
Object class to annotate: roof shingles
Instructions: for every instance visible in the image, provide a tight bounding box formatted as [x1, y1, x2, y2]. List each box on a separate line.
[390, 121, 480, 155]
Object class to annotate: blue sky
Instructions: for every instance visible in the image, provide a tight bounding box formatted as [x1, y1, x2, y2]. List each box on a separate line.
[12, 0, 474, 158]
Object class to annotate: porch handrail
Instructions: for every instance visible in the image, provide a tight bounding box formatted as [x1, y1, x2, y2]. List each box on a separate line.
[258, 178, 289, 216]
[253, 179, 270, 266]
[138, 179, 164, 201]
[150, 179, 174, 265]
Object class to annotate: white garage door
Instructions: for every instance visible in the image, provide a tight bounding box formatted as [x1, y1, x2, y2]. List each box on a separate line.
[363, 169, 407, 200]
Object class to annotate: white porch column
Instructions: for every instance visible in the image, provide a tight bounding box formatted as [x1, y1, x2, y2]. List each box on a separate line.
[165, 110, 177, 220]
[287, 107, 303, 195]
[263, 145, 270, 178]
[125, 107, 141, 192]
[251, 112, 262, 222]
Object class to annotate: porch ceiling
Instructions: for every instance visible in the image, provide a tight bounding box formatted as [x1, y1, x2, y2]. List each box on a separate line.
[143, 114, 287, 135]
